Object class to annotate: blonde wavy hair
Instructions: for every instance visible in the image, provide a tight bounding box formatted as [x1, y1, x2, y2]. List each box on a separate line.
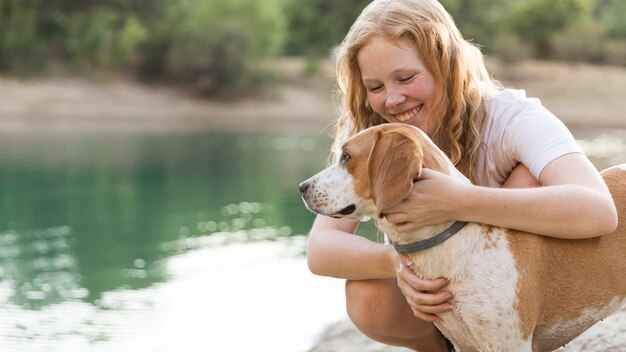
[332, 0, 501, 182]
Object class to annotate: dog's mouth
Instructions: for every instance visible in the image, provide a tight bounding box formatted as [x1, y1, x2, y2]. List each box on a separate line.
[335, 204, 356, 217]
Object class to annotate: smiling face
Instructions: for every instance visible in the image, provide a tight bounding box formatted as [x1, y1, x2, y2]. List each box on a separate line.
[357, 36, 437, 136]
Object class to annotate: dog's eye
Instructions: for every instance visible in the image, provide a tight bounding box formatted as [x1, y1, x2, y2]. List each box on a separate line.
[340, 152, 351, 165]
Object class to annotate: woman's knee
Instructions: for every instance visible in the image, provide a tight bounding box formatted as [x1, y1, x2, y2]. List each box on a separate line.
[345, 279, 446, 350]
[345, 279, 405, 339]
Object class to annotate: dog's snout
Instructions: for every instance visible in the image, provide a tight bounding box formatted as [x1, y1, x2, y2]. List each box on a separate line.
[299, 181, 310, 195]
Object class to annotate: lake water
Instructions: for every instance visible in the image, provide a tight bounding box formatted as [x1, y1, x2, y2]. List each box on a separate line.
[0, 126, 624, 351]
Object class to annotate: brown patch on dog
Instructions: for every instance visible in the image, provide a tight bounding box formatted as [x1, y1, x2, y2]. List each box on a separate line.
[507, 165, 626, 349]
[369, 130, 422, 216]
[483, 226, 499, 250]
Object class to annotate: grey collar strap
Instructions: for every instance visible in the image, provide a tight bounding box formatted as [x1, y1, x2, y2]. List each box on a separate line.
[392, 221, 468, 254]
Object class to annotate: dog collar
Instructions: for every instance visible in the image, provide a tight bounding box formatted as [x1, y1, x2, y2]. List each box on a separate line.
[392, 221, 468, 254]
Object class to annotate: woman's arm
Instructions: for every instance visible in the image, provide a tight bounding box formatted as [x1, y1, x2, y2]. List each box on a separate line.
[385, 153, 618, 239]
[307, 214, 453, 321]
[307, 215, 398, 280]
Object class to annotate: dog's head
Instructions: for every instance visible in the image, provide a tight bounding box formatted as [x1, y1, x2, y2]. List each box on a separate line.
[299, 123, 450, 220]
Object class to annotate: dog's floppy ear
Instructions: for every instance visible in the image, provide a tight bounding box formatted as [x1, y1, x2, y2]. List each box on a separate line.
[368, 130, 423, 219]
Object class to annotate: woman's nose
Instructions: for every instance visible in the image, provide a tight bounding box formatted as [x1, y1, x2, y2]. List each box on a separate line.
[385, 86, 406, 108]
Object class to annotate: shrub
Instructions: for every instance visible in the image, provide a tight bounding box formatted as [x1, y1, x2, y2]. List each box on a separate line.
[509, 0, 592, 58]
[594, 0, 626, 40]
[0, 4, 47, 74]
[552, 21, 604, 63]
[282, 0, 370, 60]
[65, 9, 148, 69]
[141, 0, 286, 96]
[492, 33, 533, 64]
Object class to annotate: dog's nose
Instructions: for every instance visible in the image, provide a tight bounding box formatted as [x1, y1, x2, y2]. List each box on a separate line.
[299, 181, 310, 194]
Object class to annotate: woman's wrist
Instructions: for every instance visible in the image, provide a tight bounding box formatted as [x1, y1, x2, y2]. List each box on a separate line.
[384, 244, 401, 278]
[451, 183, 478, 222]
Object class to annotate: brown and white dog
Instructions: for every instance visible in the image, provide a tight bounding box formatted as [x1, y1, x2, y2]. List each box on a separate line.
[299, 123, 626, 352]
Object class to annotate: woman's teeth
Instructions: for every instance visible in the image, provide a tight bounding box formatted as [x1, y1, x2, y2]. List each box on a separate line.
[394, 105, 421, 122]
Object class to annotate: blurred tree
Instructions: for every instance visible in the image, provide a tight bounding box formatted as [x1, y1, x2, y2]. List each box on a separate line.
[282, 0, 370, 59]
[64, 8, 148, 68]
[37, 0, 152, 68]
[441, 0, 515, 52]
[0, 0, 47, 74]
[1, 0, 625, 90]
[140, 0, 286, 96]
[509, 0, 591, 57]
[593, 0, 626, 40]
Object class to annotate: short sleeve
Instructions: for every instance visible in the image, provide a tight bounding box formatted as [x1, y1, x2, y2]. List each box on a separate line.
[479, 89, 583, 186]
[502, 96, 583, 179]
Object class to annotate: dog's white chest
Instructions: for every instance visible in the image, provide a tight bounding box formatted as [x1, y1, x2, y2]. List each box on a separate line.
[412, 227, 531, 351]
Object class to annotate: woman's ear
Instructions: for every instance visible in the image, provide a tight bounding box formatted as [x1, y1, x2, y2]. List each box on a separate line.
[368, 131, 423, 219]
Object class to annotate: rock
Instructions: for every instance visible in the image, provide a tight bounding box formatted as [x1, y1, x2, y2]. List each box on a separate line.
[308, 320, 412, 352]
[311, 308, 626, 352]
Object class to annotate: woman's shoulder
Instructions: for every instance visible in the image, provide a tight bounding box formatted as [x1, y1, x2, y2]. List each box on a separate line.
[483, 87, 542, 112]
[481, 87, 553, 137]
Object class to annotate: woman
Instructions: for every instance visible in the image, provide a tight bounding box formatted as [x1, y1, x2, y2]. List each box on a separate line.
[306, 0, 618, 351]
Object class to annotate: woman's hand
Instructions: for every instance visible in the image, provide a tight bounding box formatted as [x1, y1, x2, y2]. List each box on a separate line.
[384, 168, 468, 233]
[395, 253, 453, 322]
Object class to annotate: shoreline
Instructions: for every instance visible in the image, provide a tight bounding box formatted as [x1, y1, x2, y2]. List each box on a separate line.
[1, 58, 626, 135]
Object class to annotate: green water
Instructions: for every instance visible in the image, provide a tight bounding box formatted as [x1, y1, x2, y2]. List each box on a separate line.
[0, 127, 624, 349]
[0, 130, 331, 311]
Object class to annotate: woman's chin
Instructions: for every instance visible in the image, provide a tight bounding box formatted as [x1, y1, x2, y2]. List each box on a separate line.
[399, 115, 423, 129]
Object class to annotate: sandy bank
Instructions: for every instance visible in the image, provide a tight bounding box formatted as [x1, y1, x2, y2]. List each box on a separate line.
[0, 58, 625, 134]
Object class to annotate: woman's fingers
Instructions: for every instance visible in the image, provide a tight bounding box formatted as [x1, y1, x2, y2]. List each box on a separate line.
[403, 290, 453, 321]
[400, 283, 452, 321]
[396, 258, 453, 321]
[413, 302, 453, 315]
[412, 309, 442, 323]
[397, 273, 453, 305]
[384, 214, 416, 233]
[398, 264, 450, 291]
[404, 286, 453, 306]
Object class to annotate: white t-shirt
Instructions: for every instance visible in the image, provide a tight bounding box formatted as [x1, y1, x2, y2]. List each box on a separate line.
[474, 89, 583, 187]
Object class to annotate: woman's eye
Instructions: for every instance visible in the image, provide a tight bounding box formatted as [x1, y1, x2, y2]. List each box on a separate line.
[367, 85, 383, 92]
[340, 152, 351, 164]
[399, 74, 415, 83]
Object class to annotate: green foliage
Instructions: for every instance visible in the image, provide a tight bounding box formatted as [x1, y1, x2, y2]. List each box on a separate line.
[65, 9, 148, 68]
[0, 1, 47, 74]
[1, 0, 626, 93]
[593, 0, 626, 40]
[282, 0, 370, 58]
[141, 0, 286, 95]
[509, 0, 591, 57]
[118, 16, 149, 64]
[441, 0, 514, 52]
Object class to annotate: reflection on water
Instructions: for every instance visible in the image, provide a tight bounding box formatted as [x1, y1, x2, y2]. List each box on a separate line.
[0, 225, 87, 310]
[575, 129, 626, 170]
[0, 130, 326, 305]
[0, 127, 623, 351]
[0, 129, 333, 350]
